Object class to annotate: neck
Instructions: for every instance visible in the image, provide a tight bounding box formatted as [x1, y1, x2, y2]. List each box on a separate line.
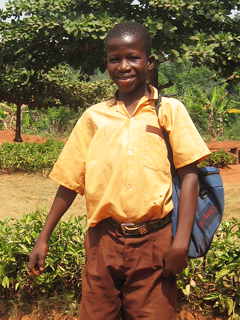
[117, 83, 149, 110]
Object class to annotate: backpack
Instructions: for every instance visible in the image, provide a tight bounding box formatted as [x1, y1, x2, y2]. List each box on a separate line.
[155, 96, 225, 259]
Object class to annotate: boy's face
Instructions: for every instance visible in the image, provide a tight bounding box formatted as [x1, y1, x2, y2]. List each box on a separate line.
[105, 34, 155, 95]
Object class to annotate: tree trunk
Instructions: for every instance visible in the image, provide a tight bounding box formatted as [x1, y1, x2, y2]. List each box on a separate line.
[14, 103, 23, 142]
[217, 112, 224, 137]
[149, 64, 174, 93]
[207, 108, 215, 138]
[149, 67, 158, 89]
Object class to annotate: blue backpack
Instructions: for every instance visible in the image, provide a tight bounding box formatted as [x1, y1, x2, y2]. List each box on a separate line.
[155, 97, 225, 259]
[171, 167, 225, 259]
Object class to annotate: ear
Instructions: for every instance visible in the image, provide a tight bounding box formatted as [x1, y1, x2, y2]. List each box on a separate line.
[147, 54, 155, 71]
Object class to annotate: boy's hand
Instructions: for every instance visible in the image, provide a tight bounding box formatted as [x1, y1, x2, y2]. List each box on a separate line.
[162, 162, 199, 278]
[28, 185, 77, 276]
[29, 240, 48, 276]
[162, 245, 188, 277]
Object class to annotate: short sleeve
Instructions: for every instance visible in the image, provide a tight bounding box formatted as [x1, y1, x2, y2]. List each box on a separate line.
[49, 110, 93, 195]
[159, 97, 210, 169]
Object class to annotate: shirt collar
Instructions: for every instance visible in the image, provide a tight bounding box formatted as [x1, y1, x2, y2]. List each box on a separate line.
[109, 85, 159, 108]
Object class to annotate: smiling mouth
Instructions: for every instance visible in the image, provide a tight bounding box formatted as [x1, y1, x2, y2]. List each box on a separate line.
[117, 76, 135, 81]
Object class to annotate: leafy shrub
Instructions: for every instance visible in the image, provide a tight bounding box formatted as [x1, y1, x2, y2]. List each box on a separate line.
[223, 117, 240, 141]
[177, 218, 240, 319]
[199, 150, 236, 168]
[0, 209, 239, 319]
[0, 209, 86, 316]
[22, 105, 84, 137]
[187, 103, 209, 136]
[0, 139, 64, 175]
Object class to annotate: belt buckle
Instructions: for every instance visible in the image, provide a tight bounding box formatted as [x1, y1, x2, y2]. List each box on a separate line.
[121, 222, 149, 236]
[121, 223, 135, 236]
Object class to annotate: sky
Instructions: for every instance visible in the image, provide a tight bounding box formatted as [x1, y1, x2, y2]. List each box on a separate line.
[0, 0, 6, 9]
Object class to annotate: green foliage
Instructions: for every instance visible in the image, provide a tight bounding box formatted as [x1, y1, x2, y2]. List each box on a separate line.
[184, 84, 240, 137]
[186, 103, 209, 136]
[177, 218, 240, 319]
[38, 64, 116, 110]
[0, 75, 116, 138]
[0, 64, 116, 111]
[0, 102, 17, 130]
[142, 0, 240, 85]
[1, 0, 239, 139]
[0, 140, 64, 175]
[159, 60, 221, 99]
[223, 117, 240, 141]
[199, 150, 236, 168]
[0, 209, 86, 311]
[22, 105, 83, 137]
[0, 210, 238, 318]
[158, 60, 240, 139]
[0, 0, 239, 96]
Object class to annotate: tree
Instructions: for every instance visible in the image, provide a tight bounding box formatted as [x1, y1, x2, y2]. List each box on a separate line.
[0, 0, 126, 140]
[158, 60, 222, 99]
[0, 64, 85, 141]
[138, 0, 240, 87]
[0, 63, 115, 141]
[0, 0, 240, 140]
[1, 0, 239, 82]
[184, 84, 240, 137]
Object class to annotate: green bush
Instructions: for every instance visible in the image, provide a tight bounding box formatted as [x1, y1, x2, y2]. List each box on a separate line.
[177, 218, 240, 319]
[187, 103, 209, 136]
[0, 139, 64, 175]
[22, 106, 84, 137]
[0, 209, 86, 316]
[223, 117, 240, 141]
[199, 150, 236, 168]
[0, 210, 239, 319]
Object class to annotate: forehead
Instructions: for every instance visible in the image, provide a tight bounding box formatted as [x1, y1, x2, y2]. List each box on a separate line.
[106, 34, 146, 57]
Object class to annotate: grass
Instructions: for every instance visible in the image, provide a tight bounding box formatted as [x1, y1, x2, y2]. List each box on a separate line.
[223, 184, 240, 220]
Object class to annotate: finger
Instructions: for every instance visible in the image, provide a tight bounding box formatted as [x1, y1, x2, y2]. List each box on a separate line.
[28, 254, 37, 271]
[28, 255, 38, 276]
[31, 267, 40, 277]
[37, 255, 46, 275]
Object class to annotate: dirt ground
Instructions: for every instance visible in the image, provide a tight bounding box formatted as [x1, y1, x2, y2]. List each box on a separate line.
[0, 130, 240, 320]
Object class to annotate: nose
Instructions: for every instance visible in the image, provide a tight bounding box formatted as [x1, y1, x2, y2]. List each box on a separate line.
[117, 58, 131, 72]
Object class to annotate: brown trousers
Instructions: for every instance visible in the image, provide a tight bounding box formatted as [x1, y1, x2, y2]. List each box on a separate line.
[79, 219, 177, 320]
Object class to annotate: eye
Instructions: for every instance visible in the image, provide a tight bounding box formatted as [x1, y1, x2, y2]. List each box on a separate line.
[129, 56, 140, 61]
[108, 57, 119, 63]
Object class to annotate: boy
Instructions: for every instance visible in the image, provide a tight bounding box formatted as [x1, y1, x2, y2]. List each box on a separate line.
[29, 21, 210, 319]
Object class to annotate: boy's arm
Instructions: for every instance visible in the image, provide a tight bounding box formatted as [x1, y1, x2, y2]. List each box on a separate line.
[29, 185, 77, 276]
[163, 162, 199, 277]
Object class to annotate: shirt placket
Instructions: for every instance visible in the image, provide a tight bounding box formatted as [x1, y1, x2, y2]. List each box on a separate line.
[125, 114, 139, 222]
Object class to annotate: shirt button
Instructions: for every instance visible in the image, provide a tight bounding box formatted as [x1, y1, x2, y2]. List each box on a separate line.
[126, 185, 132, 189]
[128, 149, 133, 155]
[130, 117, 135, 121]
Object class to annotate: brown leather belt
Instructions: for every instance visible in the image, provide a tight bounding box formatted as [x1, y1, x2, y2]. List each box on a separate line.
[106, 213, 172, 236]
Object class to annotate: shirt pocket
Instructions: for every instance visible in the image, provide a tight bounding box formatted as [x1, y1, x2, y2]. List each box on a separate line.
[143, 124, 170, 173]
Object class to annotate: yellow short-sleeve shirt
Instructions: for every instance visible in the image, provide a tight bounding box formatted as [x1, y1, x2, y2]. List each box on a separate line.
[49, 86, 210, 227]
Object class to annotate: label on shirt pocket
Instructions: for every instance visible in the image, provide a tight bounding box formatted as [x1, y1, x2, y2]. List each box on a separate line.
[143, 124, 170, 173]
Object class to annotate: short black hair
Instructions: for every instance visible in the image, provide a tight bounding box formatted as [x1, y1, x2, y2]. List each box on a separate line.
[104, 21, 152, 58]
